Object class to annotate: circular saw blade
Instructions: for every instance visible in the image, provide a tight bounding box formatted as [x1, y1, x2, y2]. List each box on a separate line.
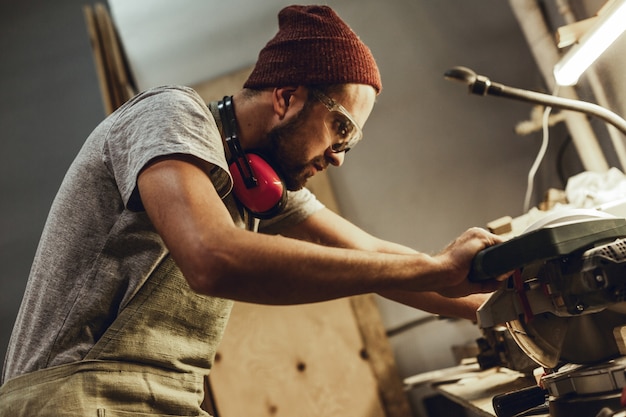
[507, 299, 626, 368]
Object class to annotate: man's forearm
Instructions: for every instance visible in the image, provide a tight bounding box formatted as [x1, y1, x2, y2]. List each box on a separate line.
[182, 229, 443, 305]
[378, 290, 489, 321]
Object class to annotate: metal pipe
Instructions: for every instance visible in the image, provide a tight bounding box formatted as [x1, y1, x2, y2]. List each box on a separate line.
[444, 66, 626, 136]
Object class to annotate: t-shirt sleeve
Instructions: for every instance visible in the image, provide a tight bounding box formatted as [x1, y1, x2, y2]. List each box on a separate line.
[103, 86, 232, 211]
[258, 187, 325, 235]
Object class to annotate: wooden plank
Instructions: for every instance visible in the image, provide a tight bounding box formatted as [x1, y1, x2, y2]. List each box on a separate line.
[93, 3, 135, 112]
[351, 295, 412, 417]
[83, 5, 113, 115]
[93, 4, 119, 110]
[210, 300, 387, 417]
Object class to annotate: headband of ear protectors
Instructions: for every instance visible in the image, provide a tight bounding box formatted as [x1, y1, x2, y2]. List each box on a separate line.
[217, 96, 287, 219]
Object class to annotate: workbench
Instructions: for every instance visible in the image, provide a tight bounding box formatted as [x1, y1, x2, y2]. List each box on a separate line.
[405, 362, 547, 417]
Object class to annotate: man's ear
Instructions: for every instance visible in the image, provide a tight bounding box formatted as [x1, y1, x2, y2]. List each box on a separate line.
[272, 86, 305, 120]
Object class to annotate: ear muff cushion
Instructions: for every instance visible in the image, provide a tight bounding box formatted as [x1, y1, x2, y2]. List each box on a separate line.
[229, 153, 286, 218]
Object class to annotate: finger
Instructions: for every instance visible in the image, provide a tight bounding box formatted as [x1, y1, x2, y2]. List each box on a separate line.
[467, 227, 503, 249]
[496, 270, 514, 282]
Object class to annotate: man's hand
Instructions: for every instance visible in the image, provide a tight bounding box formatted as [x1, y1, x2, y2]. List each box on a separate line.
[432, 227, 507, 298]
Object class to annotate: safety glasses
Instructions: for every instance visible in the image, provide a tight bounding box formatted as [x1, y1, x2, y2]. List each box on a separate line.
[311, 90, 363, 153]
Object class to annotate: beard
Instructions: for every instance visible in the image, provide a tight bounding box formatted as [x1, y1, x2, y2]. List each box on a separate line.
[260, 103, 327, 191]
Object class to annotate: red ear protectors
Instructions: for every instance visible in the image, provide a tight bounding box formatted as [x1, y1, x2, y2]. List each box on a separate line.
[217, 96, 287, 218]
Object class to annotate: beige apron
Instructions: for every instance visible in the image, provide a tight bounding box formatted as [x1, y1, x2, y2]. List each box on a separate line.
[0, 255, 234, 417]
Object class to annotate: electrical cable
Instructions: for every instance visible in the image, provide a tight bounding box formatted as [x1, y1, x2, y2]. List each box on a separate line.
[523, 86, 560, 213]
[523, 105, 552, 213]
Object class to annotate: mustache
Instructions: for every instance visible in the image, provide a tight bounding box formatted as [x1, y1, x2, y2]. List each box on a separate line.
[311, 155, 330, 171]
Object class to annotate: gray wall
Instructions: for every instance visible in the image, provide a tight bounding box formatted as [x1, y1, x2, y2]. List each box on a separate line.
[1, 0, 104, 365]
[1, 0, 604, 414]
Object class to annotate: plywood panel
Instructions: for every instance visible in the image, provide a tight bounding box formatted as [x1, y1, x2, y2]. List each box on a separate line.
[210, 300, 387, 417]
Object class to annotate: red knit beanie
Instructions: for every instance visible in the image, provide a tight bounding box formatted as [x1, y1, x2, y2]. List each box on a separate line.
[244, 5, 382, 93]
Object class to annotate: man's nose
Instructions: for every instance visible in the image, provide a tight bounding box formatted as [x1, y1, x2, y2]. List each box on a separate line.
[325, 149, 345, 166]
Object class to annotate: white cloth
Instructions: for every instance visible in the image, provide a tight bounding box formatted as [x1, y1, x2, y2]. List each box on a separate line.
[566, 167, 626, 208]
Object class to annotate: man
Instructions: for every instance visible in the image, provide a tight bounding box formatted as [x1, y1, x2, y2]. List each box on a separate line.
[0, 5, 504, 416]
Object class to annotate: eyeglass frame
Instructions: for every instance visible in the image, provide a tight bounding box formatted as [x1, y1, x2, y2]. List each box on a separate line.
[310, 89, 363, 153]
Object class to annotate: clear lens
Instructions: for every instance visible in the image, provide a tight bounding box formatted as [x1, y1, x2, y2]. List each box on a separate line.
[313, 90, 363, 153]
[326, 111, 361, 152]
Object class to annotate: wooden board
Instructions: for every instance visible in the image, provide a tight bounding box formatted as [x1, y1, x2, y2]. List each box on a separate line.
[83, 3, 136, 116]
[83, 5, 113, 114]
[210, 299, 388, 417]
[93, 3, 134, 109]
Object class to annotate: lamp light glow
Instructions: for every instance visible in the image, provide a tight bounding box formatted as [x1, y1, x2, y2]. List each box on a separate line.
[553, 0, 626, 86]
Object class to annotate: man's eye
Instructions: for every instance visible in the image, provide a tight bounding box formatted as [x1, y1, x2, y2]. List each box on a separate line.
[333, 116, 353, 140]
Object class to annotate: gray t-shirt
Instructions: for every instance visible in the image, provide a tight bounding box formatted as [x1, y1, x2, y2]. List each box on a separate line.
[2, 86, 323, 383]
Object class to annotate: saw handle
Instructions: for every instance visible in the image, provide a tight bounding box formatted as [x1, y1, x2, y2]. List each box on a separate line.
[468, 244, 504, 282]
[468, 217, 626, 283]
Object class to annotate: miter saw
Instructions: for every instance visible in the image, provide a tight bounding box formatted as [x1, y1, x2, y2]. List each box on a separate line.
[471, 209, 626, 417]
